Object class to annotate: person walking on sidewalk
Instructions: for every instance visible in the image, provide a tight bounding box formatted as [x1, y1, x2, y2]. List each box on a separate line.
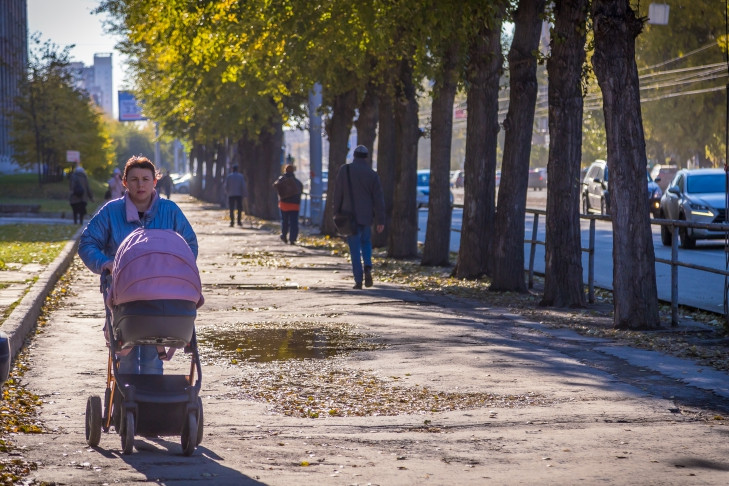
[332, 145, 385, 289]
[225, 165, 248, 227]
[107, 168, 124, 199]
[273, 164, 304, 244]
[69, 163, 94, 225]
[78, 155, 198, 375]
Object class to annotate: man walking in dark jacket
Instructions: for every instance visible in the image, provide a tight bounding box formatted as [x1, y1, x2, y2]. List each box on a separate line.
[332, 145, 385, 289]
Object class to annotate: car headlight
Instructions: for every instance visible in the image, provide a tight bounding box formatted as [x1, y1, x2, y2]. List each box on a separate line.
[651, 188, 662, 198]
[688, 201, 714, 216]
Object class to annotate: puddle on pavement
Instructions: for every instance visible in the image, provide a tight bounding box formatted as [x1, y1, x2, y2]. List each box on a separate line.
[198, 324, 383, 363]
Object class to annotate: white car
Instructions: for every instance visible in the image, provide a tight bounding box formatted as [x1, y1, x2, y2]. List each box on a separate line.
[172, 173, 192, 194]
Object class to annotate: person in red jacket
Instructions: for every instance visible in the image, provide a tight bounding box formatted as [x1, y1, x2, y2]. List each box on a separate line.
[273, 164, 304, 244]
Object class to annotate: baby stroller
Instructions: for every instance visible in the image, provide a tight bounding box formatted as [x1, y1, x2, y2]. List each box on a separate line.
[85, 228, 204, 456]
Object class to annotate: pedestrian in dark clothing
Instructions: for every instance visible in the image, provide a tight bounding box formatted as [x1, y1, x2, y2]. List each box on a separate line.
[332, 145, 385, 289]
[225, 165, 248, 226]
[273, 164, 304, 244]
[158, 171, 173, 199]
[69, 164, 94, 225]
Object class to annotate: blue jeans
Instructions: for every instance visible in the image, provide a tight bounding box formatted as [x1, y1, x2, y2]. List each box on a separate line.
[281, 210, 299, 242]
[105, 302, 162, 375]
[346, 225, 372, 284]
[118, 346, 163, 375]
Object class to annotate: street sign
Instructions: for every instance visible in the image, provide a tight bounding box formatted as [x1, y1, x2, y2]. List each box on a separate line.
[118, 91, 147, 122]
[66, 150, 80, 163]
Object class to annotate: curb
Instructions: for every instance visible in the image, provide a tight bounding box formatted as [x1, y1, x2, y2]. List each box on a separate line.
[1, 226, 83, 359]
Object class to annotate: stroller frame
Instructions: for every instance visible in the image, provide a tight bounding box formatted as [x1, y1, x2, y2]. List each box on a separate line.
[85, 274, 203, 456]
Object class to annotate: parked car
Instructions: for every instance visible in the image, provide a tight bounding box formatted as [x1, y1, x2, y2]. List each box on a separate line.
[528, 167, 547, 190]
[658, 168, 727, 248]
[581, 159, 662, 217]
[582, 160, 609, 214]
[450, 170, 464, 188]
[650, 164, 678, 192]
[646, 172, 663, 218]
[172, 173, 191, 194]
[417, 170, 454, 208]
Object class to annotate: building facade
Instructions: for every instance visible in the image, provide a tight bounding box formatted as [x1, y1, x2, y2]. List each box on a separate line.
[69, 53, 114, 119]
[0, 0, 28, 173]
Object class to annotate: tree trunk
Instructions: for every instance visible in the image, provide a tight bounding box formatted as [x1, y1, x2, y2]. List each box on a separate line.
[592, 0, 660, 329]
[492, 0, 546, 292]
[422, 42, 458, 267]
[373, 85, 396, 249]
[388, 56, 419, 259]
[322, 89, 358, 236]
[541, 0, 588, 308]
[453, 11, 503, 279]
[191, 143, 205, 198]
[355, 81, 379, 167]
[248, 124, 282, 220]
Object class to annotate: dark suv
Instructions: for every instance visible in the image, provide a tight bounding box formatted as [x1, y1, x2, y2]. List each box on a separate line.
[581, 159, 662, 217]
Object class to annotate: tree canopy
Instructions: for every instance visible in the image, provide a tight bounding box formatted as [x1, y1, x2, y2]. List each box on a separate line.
[10, 35, 114, 181]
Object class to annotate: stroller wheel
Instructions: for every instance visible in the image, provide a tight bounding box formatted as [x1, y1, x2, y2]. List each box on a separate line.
[181, 411, 198, 456]
[121, 410, 135, 455]
[196, 397, 204, 446]
[85, 396, 102, 447]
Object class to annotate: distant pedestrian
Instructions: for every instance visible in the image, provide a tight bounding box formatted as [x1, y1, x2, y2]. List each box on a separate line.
[225, 165, 248, 227]
[332, 145, 385, 289]
[158, 170, 173, 199]
[273, 164, 304, 244]
[107, 168, 124, 199]
[69, 164, 94, 225]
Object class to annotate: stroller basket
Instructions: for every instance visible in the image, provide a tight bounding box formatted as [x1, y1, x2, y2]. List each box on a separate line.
[113, 299, 196, 348]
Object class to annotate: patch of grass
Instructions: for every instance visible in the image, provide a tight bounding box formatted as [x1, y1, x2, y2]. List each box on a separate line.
[0, 172, 105, 213]
[0, 224, 78, 266]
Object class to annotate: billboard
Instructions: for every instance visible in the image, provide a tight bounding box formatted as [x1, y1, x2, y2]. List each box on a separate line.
[118, 91, 147, 122]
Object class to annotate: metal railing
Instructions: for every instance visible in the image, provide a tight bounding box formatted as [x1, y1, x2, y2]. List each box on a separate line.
[522, 209, 729, 326]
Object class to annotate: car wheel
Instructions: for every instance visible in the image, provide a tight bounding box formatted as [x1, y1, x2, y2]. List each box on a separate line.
[660, 222, 672, 246]
[582, 194, 590, 214]
[678, 218, 695, 249]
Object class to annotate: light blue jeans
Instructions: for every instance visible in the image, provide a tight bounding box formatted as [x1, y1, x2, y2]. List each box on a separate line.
[105, 301, 163, 375]
[346, 225, 372, 284]
[118, 346, 163, 375]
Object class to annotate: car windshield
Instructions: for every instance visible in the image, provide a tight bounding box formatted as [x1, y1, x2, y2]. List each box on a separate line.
[686, 174, 726, 194]
[417, 173, 430, 186]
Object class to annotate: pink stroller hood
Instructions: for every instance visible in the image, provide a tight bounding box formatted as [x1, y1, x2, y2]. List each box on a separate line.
[107, 228, 203, 308]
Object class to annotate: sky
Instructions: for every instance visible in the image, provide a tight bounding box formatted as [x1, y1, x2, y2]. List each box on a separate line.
[26, 0, 128, 118]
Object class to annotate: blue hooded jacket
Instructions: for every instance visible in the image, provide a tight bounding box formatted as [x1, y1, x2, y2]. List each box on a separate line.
[78, 190, 198, 275]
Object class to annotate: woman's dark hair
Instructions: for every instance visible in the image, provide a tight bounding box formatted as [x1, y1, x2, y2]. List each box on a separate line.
[123, 155, 158, 181]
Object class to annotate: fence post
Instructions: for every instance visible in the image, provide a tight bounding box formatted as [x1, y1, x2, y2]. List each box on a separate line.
[528, 213, 539, 289]
[671, 223, 679, 326]
[588, 218, 595, 303]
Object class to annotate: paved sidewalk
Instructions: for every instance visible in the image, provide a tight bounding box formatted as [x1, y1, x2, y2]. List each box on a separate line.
[5, 195, 729, 485]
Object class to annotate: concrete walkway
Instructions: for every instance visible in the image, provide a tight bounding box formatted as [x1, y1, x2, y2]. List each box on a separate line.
[3, 195, 729, 485]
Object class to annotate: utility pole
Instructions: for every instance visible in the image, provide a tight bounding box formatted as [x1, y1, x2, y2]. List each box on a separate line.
[308, 83, 323, 227]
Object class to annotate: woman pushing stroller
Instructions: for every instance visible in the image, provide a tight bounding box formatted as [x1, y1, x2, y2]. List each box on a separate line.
[79, 155, 198, 374]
